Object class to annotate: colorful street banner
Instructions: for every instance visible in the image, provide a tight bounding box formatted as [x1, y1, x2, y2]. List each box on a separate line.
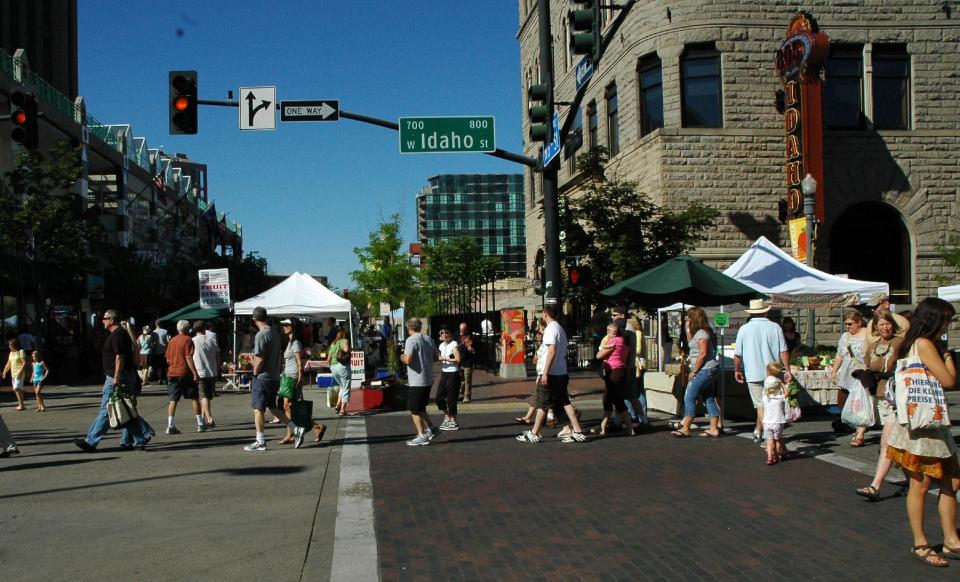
[199, 268, 231, 308]
[500, 309, 526, 366]
[789, 218, 808, 262]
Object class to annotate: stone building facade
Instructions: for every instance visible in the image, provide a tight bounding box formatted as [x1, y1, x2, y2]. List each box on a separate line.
[518, 1, 960, 320]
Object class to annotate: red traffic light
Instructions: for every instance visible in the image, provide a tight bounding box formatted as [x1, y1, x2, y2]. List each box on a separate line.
[173, 96, 191, 112]
[569, 267, 582, 285]
[12, 110, 28, 126]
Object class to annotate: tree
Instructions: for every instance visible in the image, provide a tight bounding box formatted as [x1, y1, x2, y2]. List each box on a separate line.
[351, 214, 418, 315]
[559, 146, 720, 304]
[419, 235, 499, 314]
[0, 143, 102, 330]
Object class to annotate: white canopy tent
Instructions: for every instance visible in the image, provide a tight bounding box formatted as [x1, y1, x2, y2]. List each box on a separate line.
[234, 272, 355, 348]
[938, 284, 960, 302]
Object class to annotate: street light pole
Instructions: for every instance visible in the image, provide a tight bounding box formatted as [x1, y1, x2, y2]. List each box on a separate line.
[537, 0, 561, 308]
[801, 173, 817, 348]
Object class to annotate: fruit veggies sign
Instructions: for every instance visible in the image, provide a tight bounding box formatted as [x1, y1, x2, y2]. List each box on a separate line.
[198, 268, 231, 308]
[775, 13, 829, 221]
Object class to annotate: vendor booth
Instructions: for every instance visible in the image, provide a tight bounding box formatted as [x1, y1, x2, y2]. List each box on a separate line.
[937, 284, 960, 302]
[649, 237, 889, 418]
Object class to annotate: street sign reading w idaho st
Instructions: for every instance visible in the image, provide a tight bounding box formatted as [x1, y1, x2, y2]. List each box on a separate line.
[399, 116, 496, 154]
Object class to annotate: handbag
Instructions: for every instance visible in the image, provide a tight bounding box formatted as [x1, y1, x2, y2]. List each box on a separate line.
[107, 383, 139, 429]
[290, 389, 314, 429]
[335, 341, 351, 365]
[894, 344, 951, 430]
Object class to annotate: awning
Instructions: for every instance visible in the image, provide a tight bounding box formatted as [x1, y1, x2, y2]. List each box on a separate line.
[158, 301, 231, 323]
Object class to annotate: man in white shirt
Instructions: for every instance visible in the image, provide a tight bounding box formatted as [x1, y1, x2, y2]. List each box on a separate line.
[192, 320, 219, 429]
[734, 300, 792, 442]
[517, 305, 586, 443]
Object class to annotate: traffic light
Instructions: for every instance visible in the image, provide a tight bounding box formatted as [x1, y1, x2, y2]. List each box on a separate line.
[10, 91, 39, 149]
[169, 70, 198, 134]
[569, 0, 599, 59]
[527, 83, 550, 142]
[568, 265, 591, 288]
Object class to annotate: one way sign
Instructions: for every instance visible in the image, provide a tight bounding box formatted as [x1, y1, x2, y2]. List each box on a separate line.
[281, 100, 339, 122]
[239, 86, 276, 131]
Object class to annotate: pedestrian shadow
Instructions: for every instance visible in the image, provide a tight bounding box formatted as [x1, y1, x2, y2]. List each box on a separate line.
[0, 456, 119, 472]
[0, 465, 308, 500]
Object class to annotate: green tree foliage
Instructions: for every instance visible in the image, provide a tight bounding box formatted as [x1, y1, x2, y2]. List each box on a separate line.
[560, 146, 720, 303]
[351, 214, 418, 315]
[419, 235, 499, 314]
[936, 234, 960, 284]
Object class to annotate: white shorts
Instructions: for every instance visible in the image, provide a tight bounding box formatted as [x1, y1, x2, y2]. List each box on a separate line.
[11, 375, 25, 390]
[747, 382, 764, 409]
[762, 423, 784, 440]
[876, 398, 897, 425]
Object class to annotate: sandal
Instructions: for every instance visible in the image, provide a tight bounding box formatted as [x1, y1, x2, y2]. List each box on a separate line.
[855, 485, 880, 501]
[670, 430, 690, 438]
[514, 417, 532, 425]
[942, 545, 960, 561]
[588, 427, 607, 437]
[313, 423, 327, 442]
[850, 436, 865, 447]
[278, 436, 295, 445]
[699, 431, 721, 438]
[911, 544, 949, 568]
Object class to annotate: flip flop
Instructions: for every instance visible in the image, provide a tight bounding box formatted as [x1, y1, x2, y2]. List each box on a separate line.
[699, 431, 721, 438]
[314, 423, 327, 442]
[514, 417, 532, 425]
[670, 430, 690, 438]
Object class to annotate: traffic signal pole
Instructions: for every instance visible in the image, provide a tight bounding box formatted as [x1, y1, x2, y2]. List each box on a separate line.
[538, 0, 562, 307]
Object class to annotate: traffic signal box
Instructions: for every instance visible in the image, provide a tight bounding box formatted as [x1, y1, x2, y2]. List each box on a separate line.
[527, 83, 550, 143]
[169, 70, 198, 135]
[10, 91, 39, 149]
[569, 1, 599, 60]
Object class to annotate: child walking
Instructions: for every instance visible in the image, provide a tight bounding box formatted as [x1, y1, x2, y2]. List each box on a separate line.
[762, 362, 788, 465]
[31, 351, 49, 411]
[2, 338, 28, 411]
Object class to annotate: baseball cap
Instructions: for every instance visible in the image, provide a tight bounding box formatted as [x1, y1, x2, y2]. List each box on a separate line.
[280, 319, 293, 325]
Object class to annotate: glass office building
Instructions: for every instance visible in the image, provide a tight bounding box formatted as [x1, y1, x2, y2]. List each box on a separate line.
[416, 174, 526, 276]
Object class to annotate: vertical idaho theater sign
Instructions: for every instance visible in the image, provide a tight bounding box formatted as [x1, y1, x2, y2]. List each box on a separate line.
[775, 13, 829, 223]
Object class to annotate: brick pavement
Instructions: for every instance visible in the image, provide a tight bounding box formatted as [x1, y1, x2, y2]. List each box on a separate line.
[445, 367, 604, 405]
[366, 411, 959, 581]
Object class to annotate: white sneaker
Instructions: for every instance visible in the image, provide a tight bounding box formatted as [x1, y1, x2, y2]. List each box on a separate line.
[427, 426, 440, 441]
[440, 421, 459, 431]
[516, 430, 541, 443]
[293, 426, 306, 449]
[406, 433, 431, 446]
[243, 440, 267, 452]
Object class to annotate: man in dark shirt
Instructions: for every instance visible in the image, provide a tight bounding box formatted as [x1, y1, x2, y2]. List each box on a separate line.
[75, 309, 154, 452]
[458, 322, 477, 402]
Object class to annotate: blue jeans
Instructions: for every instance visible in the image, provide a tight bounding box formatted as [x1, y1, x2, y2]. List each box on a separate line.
[623, 369, 649, 420]
[85, 371, 151, 447]
[683, 366, 720, 418]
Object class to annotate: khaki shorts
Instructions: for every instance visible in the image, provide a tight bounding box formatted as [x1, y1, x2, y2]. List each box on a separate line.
[747, 381, 764, 409]
[876, 398, 897, 425]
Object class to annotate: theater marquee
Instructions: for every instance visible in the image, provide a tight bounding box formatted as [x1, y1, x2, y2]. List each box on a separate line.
[775, 13, 829, 222]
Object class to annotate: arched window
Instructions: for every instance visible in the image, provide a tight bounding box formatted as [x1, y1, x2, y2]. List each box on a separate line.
[829, 202, 911, 303]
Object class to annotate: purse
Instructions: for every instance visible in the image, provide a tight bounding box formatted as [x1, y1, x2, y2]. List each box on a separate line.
[107, 384, 139, 429]
[894, 344, 951, 430]
[335, 341, 351, 365]
[290, 389, 314, 429]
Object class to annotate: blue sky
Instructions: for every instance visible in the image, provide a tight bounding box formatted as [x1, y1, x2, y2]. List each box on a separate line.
[78, 1, 524, 291]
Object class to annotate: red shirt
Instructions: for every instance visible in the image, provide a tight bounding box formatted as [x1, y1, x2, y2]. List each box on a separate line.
[166, 334, 195, 377]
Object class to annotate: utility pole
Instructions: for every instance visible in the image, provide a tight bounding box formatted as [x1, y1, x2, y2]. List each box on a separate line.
[538, 0, 561, 307]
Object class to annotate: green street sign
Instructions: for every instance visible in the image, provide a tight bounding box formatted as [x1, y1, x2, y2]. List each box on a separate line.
[399, 116, 496, 154]
[713, 312, 730, 328]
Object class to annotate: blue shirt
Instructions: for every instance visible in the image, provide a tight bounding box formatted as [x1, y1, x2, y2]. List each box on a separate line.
[734, 317, 787, 383]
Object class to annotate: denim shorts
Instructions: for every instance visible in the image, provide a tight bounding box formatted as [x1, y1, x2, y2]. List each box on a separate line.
[251, 377, 279, 411]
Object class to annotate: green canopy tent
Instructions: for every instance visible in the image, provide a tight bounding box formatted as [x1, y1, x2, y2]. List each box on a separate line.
[157, 301, 231, 324]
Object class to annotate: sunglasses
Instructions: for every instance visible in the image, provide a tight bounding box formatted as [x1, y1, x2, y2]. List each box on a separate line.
[844, 321, 855, 326]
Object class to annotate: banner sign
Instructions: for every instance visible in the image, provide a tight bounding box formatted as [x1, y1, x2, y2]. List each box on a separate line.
[788, 217, 808, 262]
[500, 309, 526, 366]
[199, 268, 230, 308]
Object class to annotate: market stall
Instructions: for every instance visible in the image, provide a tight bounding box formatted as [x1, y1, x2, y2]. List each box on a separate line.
[937, 284, 960, 302]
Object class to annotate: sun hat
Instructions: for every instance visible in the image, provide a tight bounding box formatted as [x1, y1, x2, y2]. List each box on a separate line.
[763, 376, 782, 391]
[745, 299, 771, 314]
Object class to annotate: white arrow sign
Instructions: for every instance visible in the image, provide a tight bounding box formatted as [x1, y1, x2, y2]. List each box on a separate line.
[239, 86, 276, 131]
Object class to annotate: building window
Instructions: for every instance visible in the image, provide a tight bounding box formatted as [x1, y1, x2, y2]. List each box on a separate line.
[587, 101, 598, 149]
[637, 54, 663, 137]
[824, 44, 864, 129]
[606, 83, 619, 156]
[565, 107, 583, 171]
[681, 44, 723, 128]
[872, 44, 910, 130]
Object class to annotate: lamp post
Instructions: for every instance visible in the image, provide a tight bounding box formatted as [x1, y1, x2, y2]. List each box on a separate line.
[801, 173, 817, 348]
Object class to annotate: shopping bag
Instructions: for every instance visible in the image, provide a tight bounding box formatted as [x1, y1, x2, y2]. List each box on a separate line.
[841, 383, 874, 428]
[894, 345, 951, 430]
[107, 396, 139, 429]
[326, 386, 339, 408]
[785, 379, 802, 423]
[291, 397, 314, 430]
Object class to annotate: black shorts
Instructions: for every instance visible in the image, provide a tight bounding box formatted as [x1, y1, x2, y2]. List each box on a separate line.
[535, 374, 570, 413]
[167, 376, 198, 401]
[407, 385, 432, 414]
[251, 377, 279, 411]
[197, 377, 216, 400]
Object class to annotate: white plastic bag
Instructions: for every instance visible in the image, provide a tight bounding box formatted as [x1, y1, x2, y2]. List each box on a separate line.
[841, 382, 875, 428]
